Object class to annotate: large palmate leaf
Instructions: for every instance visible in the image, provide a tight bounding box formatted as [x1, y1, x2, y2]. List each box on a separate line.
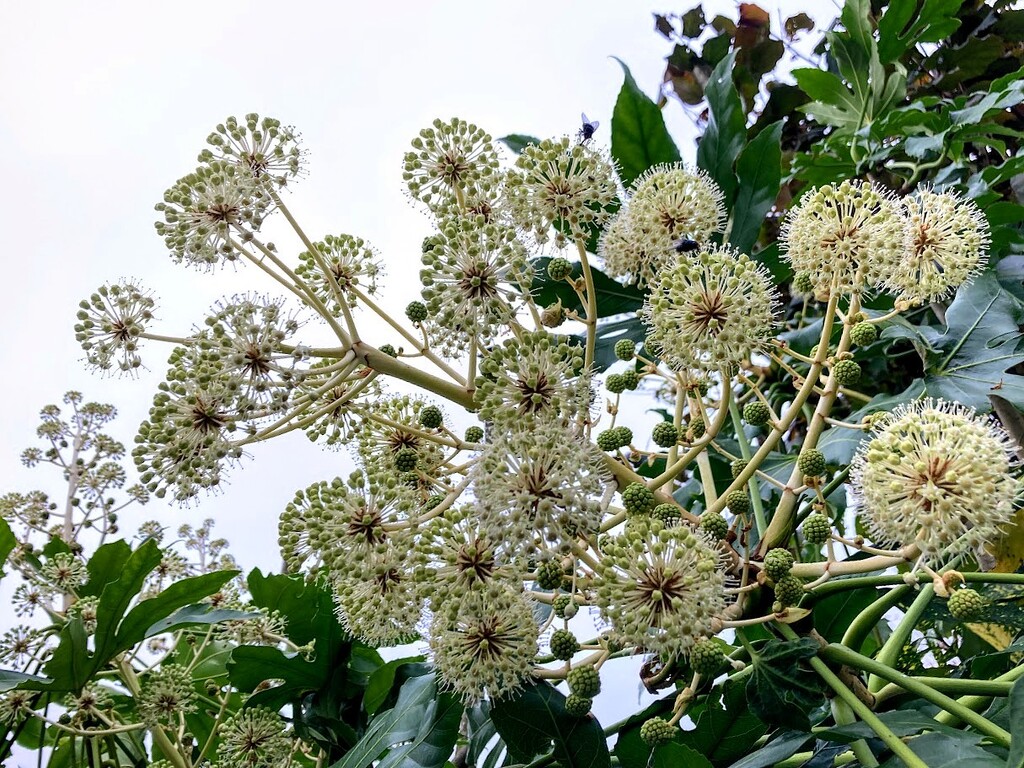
[696, 51, 745, 203]
[877, 0, 962, 63]
[918, 272, 1024, 410]
[746, 638, 825, 731]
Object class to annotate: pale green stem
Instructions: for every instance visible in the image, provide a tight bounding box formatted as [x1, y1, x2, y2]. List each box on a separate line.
[728, 397, 766, 535]
[934, 664, 1024, 727]
[822, 643, 1012, 747]
[576, 240, 598, 371]
[831, 698, 879, 767]
[868, 584, 933, 694]
[647, 377, 732, 490]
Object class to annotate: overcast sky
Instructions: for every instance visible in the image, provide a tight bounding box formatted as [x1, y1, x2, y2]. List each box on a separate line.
[0, 0, 836, 731]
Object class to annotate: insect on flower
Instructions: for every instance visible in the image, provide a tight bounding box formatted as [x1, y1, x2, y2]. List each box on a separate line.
[578, 113, 599, 145]
[674, 238, 699, 253]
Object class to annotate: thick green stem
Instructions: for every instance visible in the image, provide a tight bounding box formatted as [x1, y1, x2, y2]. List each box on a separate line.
[821, 644, 1012, 747]
[354, 342, 474, 410]
[868, 585, 933, 693]
[840, 585, 912, 653]
[576, 240, 598, 371]
[831, 698, 879, 767]
[728, 397, 766, 535]
[934, 664, 1024, 728]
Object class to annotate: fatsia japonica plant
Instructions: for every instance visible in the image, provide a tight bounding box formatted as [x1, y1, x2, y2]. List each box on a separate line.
[4, 0, 1024, 766]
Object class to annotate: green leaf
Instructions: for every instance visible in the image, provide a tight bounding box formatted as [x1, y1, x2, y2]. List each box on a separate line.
[678, 679, 767, 764]
[144, 604, 257, 638]
[117, 569, 238, 648]
[812, 586, 886, 644]
[379, 692, 463, 768]
[696, 51, 745, 203]
[610, 59, 681, 188]
[819, 710, 982, 744]
[726, 730, 813, 768]
[746, 639, 826, 731]
[528, 257, 646, 318]
[365, 657, 426, 716]
[1008, 677, 1024, 768]
[877, 0, 962, 63]
[499, 135, 539, 155]
[729, 120, 783, 254]
[490, 679, 611, 768]
[879, 732, 1004, 767]
[330, 674, 437, 768]
[0, 668, 51, 693]
[0, 516, 14, 578]
[921, 272, 1024, 411]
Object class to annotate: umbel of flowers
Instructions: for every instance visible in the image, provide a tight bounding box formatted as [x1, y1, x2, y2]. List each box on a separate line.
[71, 110, 1009, 726]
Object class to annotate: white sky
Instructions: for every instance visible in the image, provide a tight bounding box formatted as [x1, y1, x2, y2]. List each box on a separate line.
[0, 0, 836, 733]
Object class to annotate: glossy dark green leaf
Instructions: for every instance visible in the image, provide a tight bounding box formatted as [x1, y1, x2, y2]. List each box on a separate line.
[0, 669, 51, 693]
[819, 710, 979, 744]
[330, 674, 437, 768]
[811, 587, 883, 644]
[499, 134, 539, 155]
[528, 257, 646, 318]
[678, 679, 768, 763]
[379, 691, 463, 768]
[921, 272, 1024, 410]
[729, 120, 783, 254]
[143, 604, 256, 638]
[467, 701, 497, 767]
[878, 731, 1004, 767]
[696, 51, 744, 203]
[117, 569, 238, 647]
[746, 638, 825, 731]
[365, 657, 426, 716]
[877, 0, 962, 63]
[610, 58, 681, 187]
[490, 679, 611, 768]
[726, 730, 813, 768]
[0, 517, 14, 578]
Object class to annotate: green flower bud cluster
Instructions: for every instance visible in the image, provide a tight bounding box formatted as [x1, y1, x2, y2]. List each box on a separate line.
[947, 588, 990, 621]
[622, 483, 656, 516]
[640, 717, 676, 747]
[773, 575, 805, 608]
[566, 665, 601, 697]
[802, 513, 832, 545]
[75, 281, 155, 375]
[651, 422, 678, 448]
[549, 629, 579, 660]
[763, 549, 795, 583]
[742, 400, 771, 427]
[597, 427, 633, 452]
[699, 511, 729, 540]
[797, 449, 827, 478]
[295, 234, 383, 315]
[689, 637, 727, 677]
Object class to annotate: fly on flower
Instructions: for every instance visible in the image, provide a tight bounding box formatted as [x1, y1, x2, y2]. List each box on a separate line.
[578, 113, 599, 145]
[674, 238, 699, 253]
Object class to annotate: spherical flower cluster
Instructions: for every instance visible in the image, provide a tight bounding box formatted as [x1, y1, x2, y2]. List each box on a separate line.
[298, 359, 378, 448]
[155, 160, 268, 270]
[474, 331, 589, 429]
[887, 189, 990, 303]
[592, 519, 725, 659]
[217, 707, 293, 768]
[403, 118, 502, 212]
[506, 137, 618, 246]
[415, 506, 520, 611]
[295, 233, 384, 314]
[851, 399, 1018, 560]
[430, 585, 538, 703]
[781, 180, 905, 296]
[75, 281, 156, 375]
[198, 113, 305, 188]
[137, 664, 197, 725]
[642, 245, 778, 373]
[355, 396, 447, 487]
[472, 424, 610, 555]
[630, 164, 725, 244]
[41, 552, 87, 593]
[598, 211, 669, 288]
[335, 545, 424, 645]
[133, 350, 245, 502]
[420, 216, 532, 356]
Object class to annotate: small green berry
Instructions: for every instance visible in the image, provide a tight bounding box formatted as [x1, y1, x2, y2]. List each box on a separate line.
[743, 400, 771, 427]
[689, 637, 726, 677]
[464, 426, 484, 443]
[688, 417, 706, 440]
[793, 272, 814, 294]
[622, 482, 656, 516]
[566, 666, 601, 697]
[379, 344, 398, 357]
[564, 694, 592, 717]
[639, 717, 676, 747]
[536, 560, 564, 591]
[700, 511, 729, 540]
[802, 513, 831, 545]
[547, 258, 573, 281]
[550, 629, 579, 660]
[419, 405, 443, 429]
[850, 322, 878, 347]
[653, 503, 681, 526]
[651, 422, 679, 448]
[620, 370, 640, 391]
[832, 359, 861, 386]
[948, 588, 990, 621]
[405, 301, 428, 323]
[797, 449, 827, 477]
[552, 594, 572, 618]
[614, 339, 636, 361]
[763, 548, 795, 582]
[774, 575, 804, 607]
[423, 494, 446, 510]
[730, 459, 748, 479]
[726, 490, 750, 515]
[606, 374, 627, 394]
[394, 447, 419, 472]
